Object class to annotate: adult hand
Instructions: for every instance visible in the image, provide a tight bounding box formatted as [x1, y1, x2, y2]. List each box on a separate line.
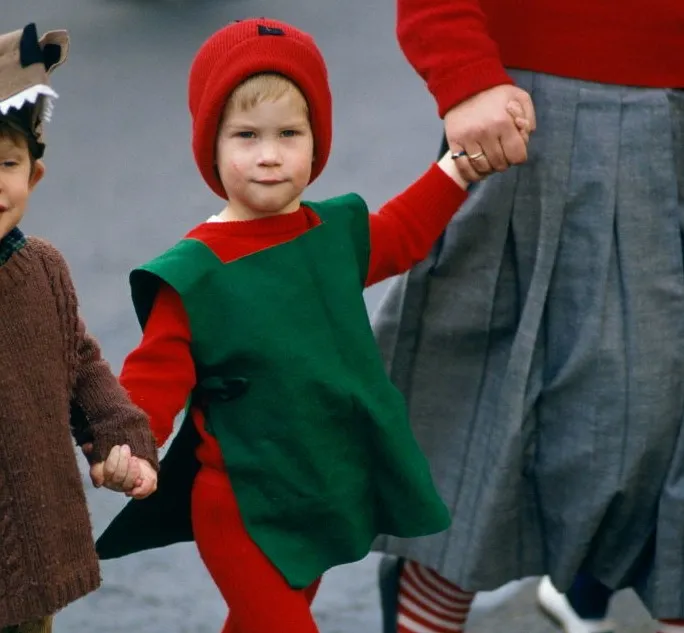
[446, 84, 536, 182]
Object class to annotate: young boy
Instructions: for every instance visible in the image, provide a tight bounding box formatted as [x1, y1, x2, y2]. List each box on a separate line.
[95, 18, 530, 633]
[0, 24, 159, 633]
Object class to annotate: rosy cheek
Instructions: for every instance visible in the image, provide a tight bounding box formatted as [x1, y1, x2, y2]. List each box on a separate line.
[220, 158, 246, 182]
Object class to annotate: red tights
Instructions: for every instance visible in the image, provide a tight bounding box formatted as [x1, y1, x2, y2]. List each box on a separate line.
[192, 467, 321, 633]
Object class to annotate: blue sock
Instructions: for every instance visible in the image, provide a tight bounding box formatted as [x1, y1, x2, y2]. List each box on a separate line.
[566, 574, 613, 620]
[378, 556, 404, 633]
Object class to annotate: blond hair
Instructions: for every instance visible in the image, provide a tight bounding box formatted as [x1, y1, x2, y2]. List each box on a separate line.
[226, 73, 309, 116]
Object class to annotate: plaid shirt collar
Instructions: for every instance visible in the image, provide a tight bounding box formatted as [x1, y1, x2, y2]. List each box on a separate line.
[0, 227, 27, 266]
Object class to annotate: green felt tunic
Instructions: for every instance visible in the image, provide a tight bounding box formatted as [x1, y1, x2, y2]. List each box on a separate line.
[113, 194, 450, 588]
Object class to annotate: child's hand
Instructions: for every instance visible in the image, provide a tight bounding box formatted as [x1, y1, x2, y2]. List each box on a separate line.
[506, 100, 532, 143]
[89, 444, 141, 494]
[126, 459, 158, 500]
[441, 99, 532, 188]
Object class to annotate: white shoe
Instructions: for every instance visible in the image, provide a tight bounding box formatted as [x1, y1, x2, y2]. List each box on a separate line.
[537, 576, 617, 633]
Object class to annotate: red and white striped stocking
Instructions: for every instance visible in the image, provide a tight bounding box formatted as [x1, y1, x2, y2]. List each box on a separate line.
[397, 560, 474, 633]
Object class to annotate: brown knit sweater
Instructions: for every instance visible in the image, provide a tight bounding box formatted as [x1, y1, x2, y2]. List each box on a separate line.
[0, 237, 158, 628]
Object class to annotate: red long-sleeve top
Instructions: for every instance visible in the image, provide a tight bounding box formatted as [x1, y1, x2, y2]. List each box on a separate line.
[397, 0, 684, 117]
[120, 164, 465, 470]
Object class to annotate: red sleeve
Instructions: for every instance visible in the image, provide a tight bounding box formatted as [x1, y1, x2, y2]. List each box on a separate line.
[366, 163, 467, 287]
[119, 283, 196, 447]
[397, 0, 513, 116]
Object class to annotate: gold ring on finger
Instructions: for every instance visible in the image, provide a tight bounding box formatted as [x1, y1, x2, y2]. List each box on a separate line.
[468, 151, 486, 160]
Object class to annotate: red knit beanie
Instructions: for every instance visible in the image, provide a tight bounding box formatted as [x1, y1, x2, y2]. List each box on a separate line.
[188, 18, 332, 199]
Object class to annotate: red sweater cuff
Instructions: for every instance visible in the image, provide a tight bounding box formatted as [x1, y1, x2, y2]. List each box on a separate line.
[431, 59, 514, 118]
[414, 162, 469, 210]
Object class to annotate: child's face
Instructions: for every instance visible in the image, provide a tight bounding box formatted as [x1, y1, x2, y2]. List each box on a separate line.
[0, 135, 44, 240]
[216, 89, 314, 220]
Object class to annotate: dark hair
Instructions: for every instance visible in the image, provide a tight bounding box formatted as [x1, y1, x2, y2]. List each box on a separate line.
[0, 119, 39, 172]
[0, 104, 42, 160]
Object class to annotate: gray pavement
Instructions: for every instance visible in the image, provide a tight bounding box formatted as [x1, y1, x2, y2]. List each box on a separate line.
[3, 0, 659, 631]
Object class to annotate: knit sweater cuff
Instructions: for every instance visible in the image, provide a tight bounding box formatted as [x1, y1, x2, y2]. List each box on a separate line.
[430, 58, 514, 118]
[90, 422, 159, 471]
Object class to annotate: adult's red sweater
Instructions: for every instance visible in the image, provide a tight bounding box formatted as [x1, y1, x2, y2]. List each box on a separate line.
[119, 165, 465, 470]
[397, 0, 684, 117]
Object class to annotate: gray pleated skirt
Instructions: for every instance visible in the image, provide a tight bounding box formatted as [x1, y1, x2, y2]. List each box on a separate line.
[372, 70, 684, 617]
